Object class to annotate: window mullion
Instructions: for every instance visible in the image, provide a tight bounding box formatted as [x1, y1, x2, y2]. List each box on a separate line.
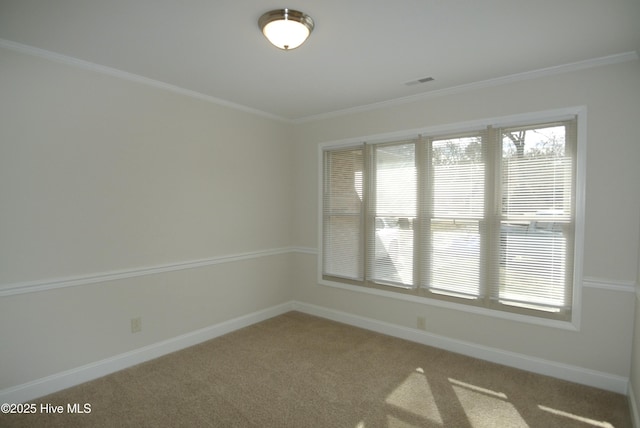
[482, 126, 500, 307]
[416, 137, 433, 294]
[415, 137, 428, 293]
[363, 143, 374, 285]
[564, 119, 578, 312]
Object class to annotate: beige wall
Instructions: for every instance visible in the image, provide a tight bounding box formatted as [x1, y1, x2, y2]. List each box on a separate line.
[291, 59, 640, 378]
[1, 43, 639, 397]
[0, 47, 293, 388]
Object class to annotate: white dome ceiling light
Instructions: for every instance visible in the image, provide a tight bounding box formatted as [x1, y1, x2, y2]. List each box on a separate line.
[258, 9, 314, 50]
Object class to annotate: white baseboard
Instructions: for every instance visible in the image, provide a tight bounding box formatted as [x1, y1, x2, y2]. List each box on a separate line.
[292, 301, 629, 394]
[630, 383, 640, 428]
[1, 299, 630, 405]
[0, 302, 295, 404]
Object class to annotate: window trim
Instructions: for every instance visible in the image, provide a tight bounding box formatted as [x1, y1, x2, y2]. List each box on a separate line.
[317, 107, 586, 331]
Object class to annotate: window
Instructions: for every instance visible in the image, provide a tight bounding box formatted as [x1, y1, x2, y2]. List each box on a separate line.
[322, 114, 580, 321]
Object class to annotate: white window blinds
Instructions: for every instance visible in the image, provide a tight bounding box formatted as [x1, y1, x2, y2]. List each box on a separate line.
[369, 142, 416, 287]
[322, 116, 578, 321]
[425, 135, 485, 300]
[322, 148, 364, 280]
[494, 123, 575, 313]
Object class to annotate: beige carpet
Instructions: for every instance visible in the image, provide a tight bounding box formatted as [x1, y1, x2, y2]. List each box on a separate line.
[1, 311, 632, 427]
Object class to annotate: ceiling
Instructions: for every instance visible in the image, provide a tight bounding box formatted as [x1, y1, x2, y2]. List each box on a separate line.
[1, 0, 639, 121]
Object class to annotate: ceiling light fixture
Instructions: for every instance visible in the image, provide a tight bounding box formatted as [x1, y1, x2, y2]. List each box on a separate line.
[258, 9, 314, 50]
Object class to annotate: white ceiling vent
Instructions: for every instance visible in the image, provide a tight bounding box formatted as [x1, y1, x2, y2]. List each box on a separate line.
[405, 77, 434, 86]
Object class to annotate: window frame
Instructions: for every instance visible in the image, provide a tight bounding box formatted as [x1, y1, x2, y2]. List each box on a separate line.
[318, 107, 586, 330]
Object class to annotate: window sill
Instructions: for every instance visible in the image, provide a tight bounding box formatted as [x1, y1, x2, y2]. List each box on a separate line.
[318, 277, 579, 331]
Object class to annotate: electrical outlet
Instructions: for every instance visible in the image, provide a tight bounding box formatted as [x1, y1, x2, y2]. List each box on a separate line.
[417, 316, 426, 330]
[131, 317, 142, 333]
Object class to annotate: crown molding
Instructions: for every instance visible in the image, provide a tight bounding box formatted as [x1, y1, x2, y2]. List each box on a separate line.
[0, 38, 288, 123]
[293, 51, 640, 123]
[2, 38, 637, 124]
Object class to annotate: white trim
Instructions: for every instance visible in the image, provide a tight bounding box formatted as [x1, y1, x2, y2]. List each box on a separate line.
[317, 106, 588, 150]
[571, 106, 587, 331]
[631, 382, 640, 428]
[317, 278, 579, 331]
[313, 276, 636, 332]
[292, 302, 629, 394]
[0, 247, 299, 297]
[295, 51, 639, 123]
[0, 302, 295, 404]
[2, 38, 637, 124]
[290, 246, 318, 255]
[294, 247, 636, 295]
[0, 300, 630, 404]
[0, 39, 286, 123]
[318, 107, 588, 331]
[583, 277, 637, 293]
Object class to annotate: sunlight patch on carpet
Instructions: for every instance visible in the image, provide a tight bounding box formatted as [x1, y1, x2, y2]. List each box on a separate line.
[450, 378, 527, 428]
[385, 368, 443, 425]
[538, 405, 614, 427]
[448, 378, 508, 400]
